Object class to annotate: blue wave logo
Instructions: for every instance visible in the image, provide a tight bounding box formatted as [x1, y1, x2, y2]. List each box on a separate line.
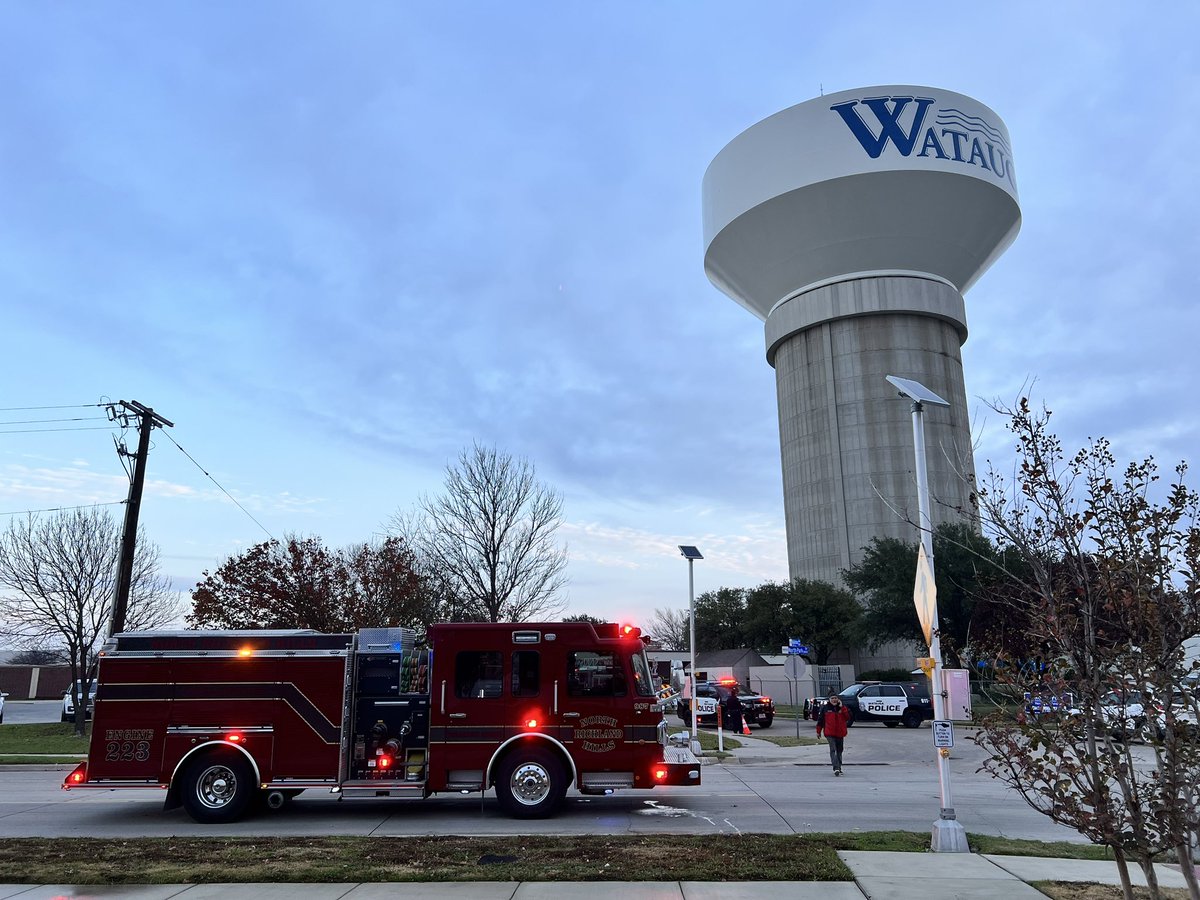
[830, 95, 1015, 189]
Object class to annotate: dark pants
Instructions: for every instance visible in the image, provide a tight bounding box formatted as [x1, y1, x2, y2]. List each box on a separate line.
[826, 736, 844, 770]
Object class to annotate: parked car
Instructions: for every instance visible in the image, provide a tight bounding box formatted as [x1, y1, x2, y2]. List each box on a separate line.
[1098, 689, 1147, 740]
[61, 681, 96, 722]
[836, 681, 933, 728]
[677, 681, 775, 729]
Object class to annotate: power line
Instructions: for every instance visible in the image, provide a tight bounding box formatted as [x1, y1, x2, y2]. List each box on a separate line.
[0, 404, 105, 412]
[160, 430, 276, 541]
[0, 416, 109, 426]
[0, 426, 117, 434]
[0, 501, 126, 517]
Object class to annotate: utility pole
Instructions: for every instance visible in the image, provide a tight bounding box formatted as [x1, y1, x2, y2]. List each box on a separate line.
[108, 400, 173, 636]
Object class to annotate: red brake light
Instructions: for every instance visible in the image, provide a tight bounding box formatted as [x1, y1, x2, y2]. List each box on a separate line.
[63, 762, 88, 788]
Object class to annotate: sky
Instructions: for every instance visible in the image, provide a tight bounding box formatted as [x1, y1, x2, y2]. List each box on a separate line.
[2, 3, 1198, 631]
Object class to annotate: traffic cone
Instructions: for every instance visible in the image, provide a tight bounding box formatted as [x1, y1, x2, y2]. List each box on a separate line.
[742, 721, 752, 736]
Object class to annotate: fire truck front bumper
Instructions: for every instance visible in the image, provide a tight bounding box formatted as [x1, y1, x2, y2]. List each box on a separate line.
[655, 745, 702, 786]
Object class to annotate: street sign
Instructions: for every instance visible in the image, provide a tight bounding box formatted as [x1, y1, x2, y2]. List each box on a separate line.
[932, 720, 954, 748]
[694, 697, 718, 716]
[784, 655, 807, 680]
[787, 639, 809, 655]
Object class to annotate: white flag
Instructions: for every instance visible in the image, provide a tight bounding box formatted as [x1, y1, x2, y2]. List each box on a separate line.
[913, 541, 937, 647]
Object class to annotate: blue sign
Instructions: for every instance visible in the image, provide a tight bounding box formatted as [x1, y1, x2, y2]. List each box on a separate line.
[787, 639, 810, 655]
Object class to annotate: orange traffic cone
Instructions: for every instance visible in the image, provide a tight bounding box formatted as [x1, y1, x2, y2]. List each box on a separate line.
[742, 721, 752, 736]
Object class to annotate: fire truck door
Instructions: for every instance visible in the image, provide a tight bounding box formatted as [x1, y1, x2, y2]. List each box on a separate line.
[561, 649, 644, 771]
[432, 649, 539, 789]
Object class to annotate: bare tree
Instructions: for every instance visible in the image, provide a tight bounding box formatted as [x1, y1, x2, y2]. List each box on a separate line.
[393, 443, 568, 623]
[972, 399, 1200, 900]
[0, 508, 180, 734]
[645, 607, 689, 651]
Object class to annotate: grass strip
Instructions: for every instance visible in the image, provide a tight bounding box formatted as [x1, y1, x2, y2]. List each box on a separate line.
[0, 832, 1111, 884]
[0, 835, 852, 884]
[0, 723, 92, 755]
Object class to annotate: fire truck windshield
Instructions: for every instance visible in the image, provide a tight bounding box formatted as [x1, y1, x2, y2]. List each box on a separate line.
[631, 647, 655, 697]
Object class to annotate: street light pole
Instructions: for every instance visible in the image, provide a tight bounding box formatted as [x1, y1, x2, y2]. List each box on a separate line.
[678, 546, 703, 743]
[886, 375, 969, 853]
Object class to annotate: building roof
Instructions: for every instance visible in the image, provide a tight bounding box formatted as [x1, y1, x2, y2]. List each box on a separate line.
[697, 648, 770, 668]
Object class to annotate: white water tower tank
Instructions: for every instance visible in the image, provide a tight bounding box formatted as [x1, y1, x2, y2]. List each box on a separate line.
[703, 85, 1020, 596]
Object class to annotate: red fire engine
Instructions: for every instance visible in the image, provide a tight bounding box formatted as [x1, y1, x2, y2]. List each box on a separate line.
[62, 622, 701, 822]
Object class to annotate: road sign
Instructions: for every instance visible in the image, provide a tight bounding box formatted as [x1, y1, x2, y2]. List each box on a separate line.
[787, 639, 809, 655]
[784, 655, 807, 680]
[932, 720, 954, 748]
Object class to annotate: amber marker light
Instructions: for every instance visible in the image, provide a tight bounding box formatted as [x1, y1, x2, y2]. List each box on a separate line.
[227, 733, 243, 743]
[238, 647, 253, 658]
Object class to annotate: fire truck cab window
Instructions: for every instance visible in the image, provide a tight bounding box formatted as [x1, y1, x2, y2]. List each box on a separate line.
[456, 651, 503, 699]
[512, 651, 539, 697]
[567, 651, 627, 697]
[630, 650, 655, 697]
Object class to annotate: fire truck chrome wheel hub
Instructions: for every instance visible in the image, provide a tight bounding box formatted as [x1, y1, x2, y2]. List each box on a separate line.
[510, 762, 552, 805]
[196, 764, 239, 809]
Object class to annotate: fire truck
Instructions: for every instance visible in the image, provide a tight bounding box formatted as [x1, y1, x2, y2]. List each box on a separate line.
[62, 621, 701, 823]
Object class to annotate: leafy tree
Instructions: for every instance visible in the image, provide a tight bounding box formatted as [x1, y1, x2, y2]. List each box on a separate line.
[693, 586, 747, 651]
[189, 535, 436, 633]
[0, 508, 179, 734]
[394, 443, 568, 623]
[645, 607, 689, 651]
[972, 399, 1200, 900]
[744, 579, 864, 665]
[562, 613, 605, 625]
[842, 522, 999, 666]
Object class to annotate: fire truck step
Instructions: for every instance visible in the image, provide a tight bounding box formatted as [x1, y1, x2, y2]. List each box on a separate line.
[581, 772, 635, 790]
[339, 782, 427, 800]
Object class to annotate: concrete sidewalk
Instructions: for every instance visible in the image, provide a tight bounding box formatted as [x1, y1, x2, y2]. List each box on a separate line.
[1, 852, 1194, 899]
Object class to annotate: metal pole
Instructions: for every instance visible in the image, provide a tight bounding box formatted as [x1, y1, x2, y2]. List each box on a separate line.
[910, 400, 968, 852]
[688, 557, 698, 742]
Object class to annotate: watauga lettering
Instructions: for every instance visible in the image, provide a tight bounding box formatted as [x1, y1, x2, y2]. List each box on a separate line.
[830, 95, 1016, 189]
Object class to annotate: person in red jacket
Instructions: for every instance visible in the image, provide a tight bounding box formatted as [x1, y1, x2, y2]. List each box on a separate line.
[815, 693, 853, 775]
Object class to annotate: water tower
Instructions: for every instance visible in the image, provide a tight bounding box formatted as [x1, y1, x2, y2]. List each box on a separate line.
[703, 86, 1020, 592]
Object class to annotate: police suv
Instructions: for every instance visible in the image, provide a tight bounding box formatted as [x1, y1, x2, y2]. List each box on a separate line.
[836, 681, 933, 728]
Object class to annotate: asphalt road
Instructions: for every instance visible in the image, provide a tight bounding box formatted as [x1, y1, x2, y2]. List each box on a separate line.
[0, 721, 1089, 842]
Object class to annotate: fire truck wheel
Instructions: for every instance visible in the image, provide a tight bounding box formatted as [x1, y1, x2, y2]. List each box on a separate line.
[181, 753, 255, 824]
[494, 746, 567, 819]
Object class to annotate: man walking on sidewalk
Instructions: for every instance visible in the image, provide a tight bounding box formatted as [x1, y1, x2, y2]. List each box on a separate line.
[815, 693, 852, 775]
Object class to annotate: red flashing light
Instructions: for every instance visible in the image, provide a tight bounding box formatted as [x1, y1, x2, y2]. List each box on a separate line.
[63, 762, 87, 788]
[653, 767, 668, 781]
[718, 678, 737, 686]
[378, 756, 392, 769]
[227, 733, 243, 743]
[762, 696, 771, 703]
[524, 718, 539, 729]
[238, 647, 253, 658]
